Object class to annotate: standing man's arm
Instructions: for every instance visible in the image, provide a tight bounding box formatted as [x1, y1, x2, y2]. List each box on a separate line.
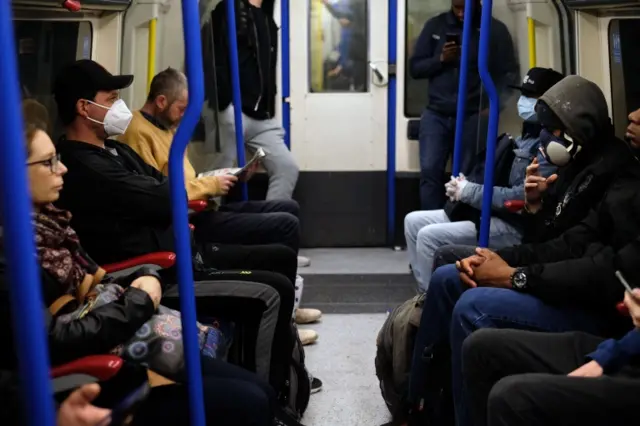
[409, 18, 447, 80]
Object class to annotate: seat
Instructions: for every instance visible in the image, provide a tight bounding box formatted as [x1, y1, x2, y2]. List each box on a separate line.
[504, 200, 525, 213]
[102, 252, 176, 274]
[51, 355, 124, 393]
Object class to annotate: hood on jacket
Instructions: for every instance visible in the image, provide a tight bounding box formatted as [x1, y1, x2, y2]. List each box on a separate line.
[538, 75, 611, 147]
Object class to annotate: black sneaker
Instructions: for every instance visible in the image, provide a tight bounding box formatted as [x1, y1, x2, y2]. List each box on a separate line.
[310, 376, 323, 394]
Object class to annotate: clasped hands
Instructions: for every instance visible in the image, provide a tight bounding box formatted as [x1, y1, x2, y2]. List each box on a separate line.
[445, 174, 468, 202]
[455, 247, 516, 289]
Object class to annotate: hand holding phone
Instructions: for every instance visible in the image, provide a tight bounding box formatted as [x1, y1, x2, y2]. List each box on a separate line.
[96, 383, 150, 426]
[441, 34, 460, 63]
[446, 33, 461, 45]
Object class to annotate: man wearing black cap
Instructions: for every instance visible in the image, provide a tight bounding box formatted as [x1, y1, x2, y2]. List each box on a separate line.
[410, 0, 518, 210]
[404, 67, 563, 292]
[403, 75, 640, 426]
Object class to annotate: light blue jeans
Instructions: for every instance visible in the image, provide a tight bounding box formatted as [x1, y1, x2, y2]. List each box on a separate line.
[203, 105, 299, 200]
[404, 209, 521, 292]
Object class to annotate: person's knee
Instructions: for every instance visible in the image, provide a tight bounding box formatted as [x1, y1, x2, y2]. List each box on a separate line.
[462, 329, 503, 375]
[488, 374, 542, 422]
[271, 212, 299, 237]
[452, 288, 486, 330]
[276, 199, 300, 216]
[236, 383, 272, 426]
[416, 225, 448, 253]
[404, 211, 425, 240]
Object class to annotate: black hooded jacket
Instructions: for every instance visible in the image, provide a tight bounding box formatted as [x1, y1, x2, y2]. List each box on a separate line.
[496, 76, 640, 315]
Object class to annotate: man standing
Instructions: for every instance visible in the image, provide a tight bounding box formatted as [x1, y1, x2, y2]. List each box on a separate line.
[410, 0, 518, 209]
[207, 0, 299, 202]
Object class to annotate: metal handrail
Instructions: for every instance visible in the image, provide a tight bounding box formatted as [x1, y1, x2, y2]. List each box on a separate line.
[167, 0, 208, 424]
[0, 1, 55, 425]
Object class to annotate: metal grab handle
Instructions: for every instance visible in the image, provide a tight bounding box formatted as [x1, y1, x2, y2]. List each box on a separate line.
[369, 62, 388, 87]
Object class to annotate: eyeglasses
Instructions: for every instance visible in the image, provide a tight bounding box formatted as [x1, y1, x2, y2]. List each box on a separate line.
[27, 153, 62, 173]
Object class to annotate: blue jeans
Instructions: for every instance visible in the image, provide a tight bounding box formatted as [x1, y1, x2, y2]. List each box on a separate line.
[418, 110, 488, 210]
[409, 264, 617, 426]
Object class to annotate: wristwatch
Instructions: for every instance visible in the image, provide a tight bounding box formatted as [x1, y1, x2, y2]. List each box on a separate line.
[510, 268, 528, 290]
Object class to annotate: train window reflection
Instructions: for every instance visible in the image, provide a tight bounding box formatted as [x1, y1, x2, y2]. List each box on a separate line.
[15, 21, 93, 139]
[608, 19, 640, 140]
[309, 0, 369, 93]
[405, 0, 450, 117]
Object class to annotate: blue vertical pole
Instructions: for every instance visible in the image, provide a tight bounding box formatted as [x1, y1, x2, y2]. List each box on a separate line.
[452, 0, 475, 176]
[226, 0, 248, 200]
[281, 0, 291, 150]
[168, 0, 206, 425]
[0, 1, 56, 425]
[387, 0, 397, 245]
[477, 0, 498, 248]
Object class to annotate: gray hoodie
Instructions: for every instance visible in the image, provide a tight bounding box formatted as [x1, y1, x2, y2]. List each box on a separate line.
[539, 75, 610, 146]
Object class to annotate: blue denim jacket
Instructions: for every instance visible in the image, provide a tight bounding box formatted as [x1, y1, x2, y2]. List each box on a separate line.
[458, 131, 556, 211]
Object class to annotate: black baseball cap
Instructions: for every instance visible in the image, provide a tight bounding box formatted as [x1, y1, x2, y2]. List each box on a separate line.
[53, 60, 133, 124]
[509, 67, 564, 98]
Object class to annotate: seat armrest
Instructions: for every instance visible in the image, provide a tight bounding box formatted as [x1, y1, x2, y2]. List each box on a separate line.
[617, 301, 630, 317]
[188, 200, 208, 214]
[51, 355, 123, 380]
[102, 252, 177, 273]
[504, 200, 525, 213]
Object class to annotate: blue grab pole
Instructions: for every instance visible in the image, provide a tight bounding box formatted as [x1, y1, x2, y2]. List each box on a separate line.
[226, 0, 248, 200]
[387, 0, 397, 245]
[281, 0, 291, 150]
[477, 0, 499, 248]
[0, 1, 56, 425]
[452, 0, 475, 176]
[168, 0, 207, 425]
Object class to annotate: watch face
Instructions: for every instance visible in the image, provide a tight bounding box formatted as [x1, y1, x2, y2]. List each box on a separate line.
[513, 271, 527, 289]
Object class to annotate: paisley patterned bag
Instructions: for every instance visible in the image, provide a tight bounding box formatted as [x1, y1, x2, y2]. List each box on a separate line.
[56, 283, 233, 381]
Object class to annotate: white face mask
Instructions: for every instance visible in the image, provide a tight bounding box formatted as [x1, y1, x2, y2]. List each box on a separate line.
[86, 99, 133, 137]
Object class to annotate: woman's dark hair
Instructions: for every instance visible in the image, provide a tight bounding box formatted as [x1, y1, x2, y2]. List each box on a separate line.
[21, 99, 50, 156]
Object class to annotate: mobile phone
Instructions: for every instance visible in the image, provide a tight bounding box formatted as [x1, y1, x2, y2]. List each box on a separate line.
[96, 382, 150, 426]
[616, 270, 640, 300]
[446, 33, 460, 45]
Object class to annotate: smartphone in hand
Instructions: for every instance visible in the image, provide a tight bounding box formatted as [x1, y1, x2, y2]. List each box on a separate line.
[96, 382, 150, 426]
[446, 33, 461, 45]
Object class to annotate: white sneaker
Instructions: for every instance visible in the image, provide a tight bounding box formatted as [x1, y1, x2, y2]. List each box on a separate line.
[297, 255, 310, 267]
[298, 328, 318, 346]
[295, 308, 322, 324]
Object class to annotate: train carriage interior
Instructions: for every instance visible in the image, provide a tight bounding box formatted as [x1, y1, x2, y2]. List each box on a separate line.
[5, 0, 640, 424]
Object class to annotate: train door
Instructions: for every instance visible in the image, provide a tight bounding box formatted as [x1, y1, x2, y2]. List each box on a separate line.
[288, 0, 389, 246]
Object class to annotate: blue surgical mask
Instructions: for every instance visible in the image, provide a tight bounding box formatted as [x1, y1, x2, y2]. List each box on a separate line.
[517, 96, 537, 121]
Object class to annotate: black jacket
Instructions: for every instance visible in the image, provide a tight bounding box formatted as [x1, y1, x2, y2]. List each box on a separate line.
[520, 138, 629, 244]
[497, 148, 640, 315]
[211, 0, 278, 119]
[0, 247, 157, 370]
[56, 138, 177, 264]
[410, 11, 518, 116]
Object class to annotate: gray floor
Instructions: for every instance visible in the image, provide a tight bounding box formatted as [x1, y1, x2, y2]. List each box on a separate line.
[301, 314, 392, 426]
[295, 248, 414, 426]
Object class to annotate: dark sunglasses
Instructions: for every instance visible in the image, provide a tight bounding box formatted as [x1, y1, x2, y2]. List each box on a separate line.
[27, 153, 62, 173]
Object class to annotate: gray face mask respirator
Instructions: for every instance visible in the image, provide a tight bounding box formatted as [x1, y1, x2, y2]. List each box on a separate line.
[539, 128, 582, 167]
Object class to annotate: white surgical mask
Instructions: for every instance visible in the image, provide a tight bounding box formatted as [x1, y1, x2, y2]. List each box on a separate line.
[517, 96, 537, 121]
[85, 99, 133, 137]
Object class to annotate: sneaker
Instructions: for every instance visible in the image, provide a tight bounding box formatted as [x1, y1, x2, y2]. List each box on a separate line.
[297, 256, 311, 267]
[310, 376, 323, 394]
[298, 328, 318, 346]
[295, 308, 322, 324]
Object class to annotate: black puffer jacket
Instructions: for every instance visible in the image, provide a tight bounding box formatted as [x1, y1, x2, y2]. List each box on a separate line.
[0, 243, 157, 370]
[520, 75, 628, 243]
[498, 150, 640, 314]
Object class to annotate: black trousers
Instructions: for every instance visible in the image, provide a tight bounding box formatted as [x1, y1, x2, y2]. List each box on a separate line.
[133, 357, 275, 426]
[162, 267, 295, 392]
[462, 328, 640, 426]
[192, 199, 300, 253]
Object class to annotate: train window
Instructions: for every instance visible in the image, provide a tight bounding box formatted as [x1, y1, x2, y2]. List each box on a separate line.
[608, 19, 640, 139]
[14, 21, 93, 138]
[308, 0, 369, 93]
[405, 0, 450, 117]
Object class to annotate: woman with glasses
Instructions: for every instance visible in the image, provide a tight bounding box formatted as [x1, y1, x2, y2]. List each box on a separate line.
[0, 100, 306, 426]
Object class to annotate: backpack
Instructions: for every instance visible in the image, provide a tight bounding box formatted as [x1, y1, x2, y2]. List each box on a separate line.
[375, 294, 425, 418]
[281, 320, 311, 421]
